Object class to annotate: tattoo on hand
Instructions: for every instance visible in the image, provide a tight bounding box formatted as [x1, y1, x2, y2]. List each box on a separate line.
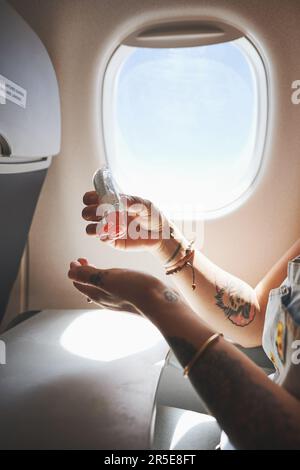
[89, 272, 105, 287]
[215, 284, 256, 327]
[164, 290, 179, 303]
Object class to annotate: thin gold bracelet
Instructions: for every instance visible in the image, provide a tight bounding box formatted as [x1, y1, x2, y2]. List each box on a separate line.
[183, 333, 223, 377]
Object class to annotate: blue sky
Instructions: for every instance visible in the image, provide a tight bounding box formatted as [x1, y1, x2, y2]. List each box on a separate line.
[111, 39, 257, 212]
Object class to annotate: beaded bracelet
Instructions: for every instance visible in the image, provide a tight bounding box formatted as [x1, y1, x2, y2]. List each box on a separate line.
[163, 224, 196, 290]
[165, 247, 196, 290]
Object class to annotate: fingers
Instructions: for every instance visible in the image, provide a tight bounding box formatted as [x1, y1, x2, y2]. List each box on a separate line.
[82, 204, 102, 222]
[83, 191, 99, 205]
[70, 258, 95, 272]
[70, 260, 81, 269]
[83, 191, 150, 210]
[86, 223, 97, 236]
[82, 191, 159, 245]
[82, 194, 147, 222]
[70, 260, 102, 303]
[77, 257, 97, 267]
[73, 281, 102, 302]
[74, 278, 139, 312]
[73, 281, 114, 307]
[68, 264, 109, 289]
[68, 264, 128, 302]
[85, 222, 110, 238]
[85, 214, 136, 243]
[84, 191, 147, 206]
[85, 222, 116, 244]
[83, 192, 152, 225]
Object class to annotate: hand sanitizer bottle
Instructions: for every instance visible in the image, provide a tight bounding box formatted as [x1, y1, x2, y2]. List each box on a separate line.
[93, 167, 127, 240]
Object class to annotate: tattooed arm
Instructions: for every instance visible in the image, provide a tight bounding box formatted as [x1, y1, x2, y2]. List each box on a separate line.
[156, 227, 263, 347]
[156, 228, 300, 348]
[148, 287, 300, 450]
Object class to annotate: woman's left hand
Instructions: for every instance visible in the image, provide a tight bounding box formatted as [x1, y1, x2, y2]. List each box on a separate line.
[68, 258, 162, 314]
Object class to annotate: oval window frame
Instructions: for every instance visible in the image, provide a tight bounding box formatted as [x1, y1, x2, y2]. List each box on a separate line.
[101, 21, 268, 219]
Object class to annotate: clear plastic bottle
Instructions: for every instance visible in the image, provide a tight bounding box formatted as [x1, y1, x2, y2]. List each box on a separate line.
[93, 167, 127, 240]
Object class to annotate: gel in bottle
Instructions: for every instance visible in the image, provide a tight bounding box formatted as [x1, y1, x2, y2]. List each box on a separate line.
[93, 167, 127, 240]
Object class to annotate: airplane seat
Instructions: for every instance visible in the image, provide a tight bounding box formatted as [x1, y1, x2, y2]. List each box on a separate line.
[0, 0, 60, 326]
[4, 310, 41, 331]
[151, 347, 274, 450]
[153, 405, 221, 450]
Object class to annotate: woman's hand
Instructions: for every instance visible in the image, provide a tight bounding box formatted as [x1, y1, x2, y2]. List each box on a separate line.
[82, 192, 169, 252]
[68, 258, 163, 314]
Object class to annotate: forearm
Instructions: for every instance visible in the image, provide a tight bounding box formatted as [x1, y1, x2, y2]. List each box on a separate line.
[145, 286, 300, 449]
[155, 224, 264, 347]
[255, 238, 300, 315]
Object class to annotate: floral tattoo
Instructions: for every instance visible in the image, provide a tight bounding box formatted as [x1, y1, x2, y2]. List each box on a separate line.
[215, 284, 256, 327]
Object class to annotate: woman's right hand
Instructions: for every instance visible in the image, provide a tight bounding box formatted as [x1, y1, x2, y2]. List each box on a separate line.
[82, 192, 169, 252]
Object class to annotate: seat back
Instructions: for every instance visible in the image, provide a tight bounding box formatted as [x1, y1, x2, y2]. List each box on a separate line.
[0, 0, 61, 322]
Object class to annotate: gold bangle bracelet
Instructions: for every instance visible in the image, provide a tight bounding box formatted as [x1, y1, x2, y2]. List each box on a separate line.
[183, 333, 223, 377]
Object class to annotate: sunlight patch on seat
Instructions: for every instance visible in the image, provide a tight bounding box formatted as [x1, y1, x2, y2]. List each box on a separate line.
[60, 310, 162, 362]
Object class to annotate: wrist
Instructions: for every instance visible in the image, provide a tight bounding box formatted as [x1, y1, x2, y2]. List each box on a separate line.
[141, 283, 214, 345]
[133, 275, 166, 315]
[154, 222, 190, 265]
[140, 283, 184, 322]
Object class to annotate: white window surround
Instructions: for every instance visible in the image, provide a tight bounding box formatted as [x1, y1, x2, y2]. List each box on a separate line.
[102, 31, 268, 220]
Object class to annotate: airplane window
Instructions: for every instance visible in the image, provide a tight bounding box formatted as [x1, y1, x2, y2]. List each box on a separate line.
[103, 38, 267, 218]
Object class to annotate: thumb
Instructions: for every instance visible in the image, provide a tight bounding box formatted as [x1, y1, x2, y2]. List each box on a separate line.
[73, 281, 101, 302]
[121, 194, 151, 217]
